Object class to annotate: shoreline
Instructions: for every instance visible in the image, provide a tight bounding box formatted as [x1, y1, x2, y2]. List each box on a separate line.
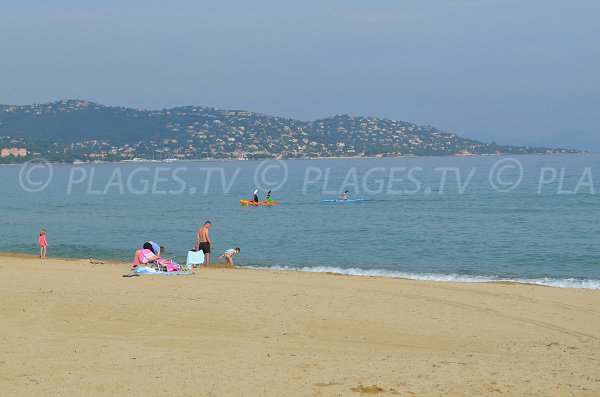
[0, 151, 593, 166]
[1, 254, 599, 396]
[3, 252, 598, 290]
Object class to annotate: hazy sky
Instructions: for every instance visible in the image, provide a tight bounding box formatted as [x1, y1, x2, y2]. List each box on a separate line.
[1, 0, 598, 149]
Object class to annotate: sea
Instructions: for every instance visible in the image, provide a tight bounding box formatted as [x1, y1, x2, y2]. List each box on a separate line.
[1, 154, 599, 289]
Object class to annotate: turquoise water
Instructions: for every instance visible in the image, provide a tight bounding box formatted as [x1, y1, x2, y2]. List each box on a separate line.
[1, 154, 599, 288]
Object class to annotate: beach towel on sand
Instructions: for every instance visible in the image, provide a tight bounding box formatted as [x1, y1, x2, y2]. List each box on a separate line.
[133, 266, 193, 276]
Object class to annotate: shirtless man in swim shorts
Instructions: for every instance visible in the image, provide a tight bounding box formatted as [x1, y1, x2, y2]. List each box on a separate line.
[196, 221, 213, 266]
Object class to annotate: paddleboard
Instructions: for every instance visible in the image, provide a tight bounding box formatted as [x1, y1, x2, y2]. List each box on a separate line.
[320, 199, 365, 203]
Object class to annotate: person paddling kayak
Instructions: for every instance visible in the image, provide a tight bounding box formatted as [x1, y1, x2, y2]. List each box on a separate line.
[265, 190, 273, 203]
[338, 190, 348, 200]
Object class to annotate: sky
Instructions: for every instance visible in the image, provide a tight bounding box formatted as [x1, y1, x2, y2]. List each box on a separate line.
[1, 0, 599, 150]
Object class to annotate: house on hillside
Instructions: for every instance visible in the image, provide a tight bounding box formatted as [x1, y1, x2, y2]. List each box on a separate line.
[1, 147, 27, 157]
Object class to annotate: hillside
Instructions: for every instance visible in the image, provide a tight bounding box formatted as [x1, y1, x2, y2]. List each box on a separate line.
[0, 100, 580, 163]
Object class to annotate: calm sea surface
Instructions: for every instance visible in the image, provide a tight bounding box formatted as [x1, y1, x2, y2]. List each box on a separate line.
[1, 154, 599, 288]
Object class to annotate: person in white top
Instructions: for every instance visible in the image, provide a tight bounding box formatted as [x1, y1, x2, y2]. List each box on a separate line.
[218, 247, 240, 267]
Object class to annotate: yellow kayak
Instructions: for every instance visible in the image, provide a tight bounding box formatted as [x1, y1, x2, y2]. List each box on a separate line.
[240, 200, 280, 206]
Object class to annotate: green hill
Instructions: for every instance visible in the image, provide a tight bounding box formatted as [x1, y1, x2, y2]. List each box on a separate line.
[0, 99, 581, 163]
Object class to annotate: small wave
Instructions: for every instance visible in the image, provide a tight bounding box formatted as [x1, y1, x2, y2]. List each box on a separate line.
[241, 265, 600, 290]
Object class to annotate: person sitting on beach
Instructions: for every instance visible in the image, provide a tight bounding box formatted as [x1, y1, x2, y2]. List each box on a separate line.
[218, 247, 240, 267]
[133, 248, 160, 269]
[138, 242, 167, 266]
[133, 248, 180, 272]
[143, 241, 161, 255]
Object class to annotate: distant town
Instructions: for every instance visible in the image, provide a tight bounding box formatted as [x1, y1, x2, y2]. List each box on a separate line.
[0, 100, 581, 164]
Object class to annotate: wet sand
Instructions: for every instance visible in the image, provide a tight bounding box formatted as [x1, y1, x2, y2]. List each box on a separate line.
[1, 254, 599, 396]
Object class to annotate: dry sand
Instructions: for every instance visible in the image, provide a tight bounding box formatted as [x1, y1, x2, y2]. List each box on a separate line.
[1, 254, 599, 396]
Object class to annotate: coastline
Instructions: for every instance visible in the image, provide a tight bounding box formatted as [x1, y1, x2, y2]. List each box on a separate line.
[0, 151, 593, 166]
[1, 254, 599, 396]
[3, 252, 599, 290]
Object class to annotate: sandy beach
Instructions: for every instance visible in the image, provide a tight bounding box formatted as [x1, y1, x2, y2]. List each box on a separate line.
[1, 254, 598, 396]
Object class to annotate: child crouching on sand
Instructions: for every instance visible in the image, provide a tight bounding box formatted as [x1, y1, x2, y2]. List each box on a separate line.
[218, 247, 240, 267]
[38, 229, 47, 259]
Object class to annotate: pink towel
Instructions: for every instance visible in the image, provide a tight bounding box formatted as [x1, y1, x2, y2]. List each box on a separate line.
[133, 249, 141, 268]
[133, 249, 159, 267]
